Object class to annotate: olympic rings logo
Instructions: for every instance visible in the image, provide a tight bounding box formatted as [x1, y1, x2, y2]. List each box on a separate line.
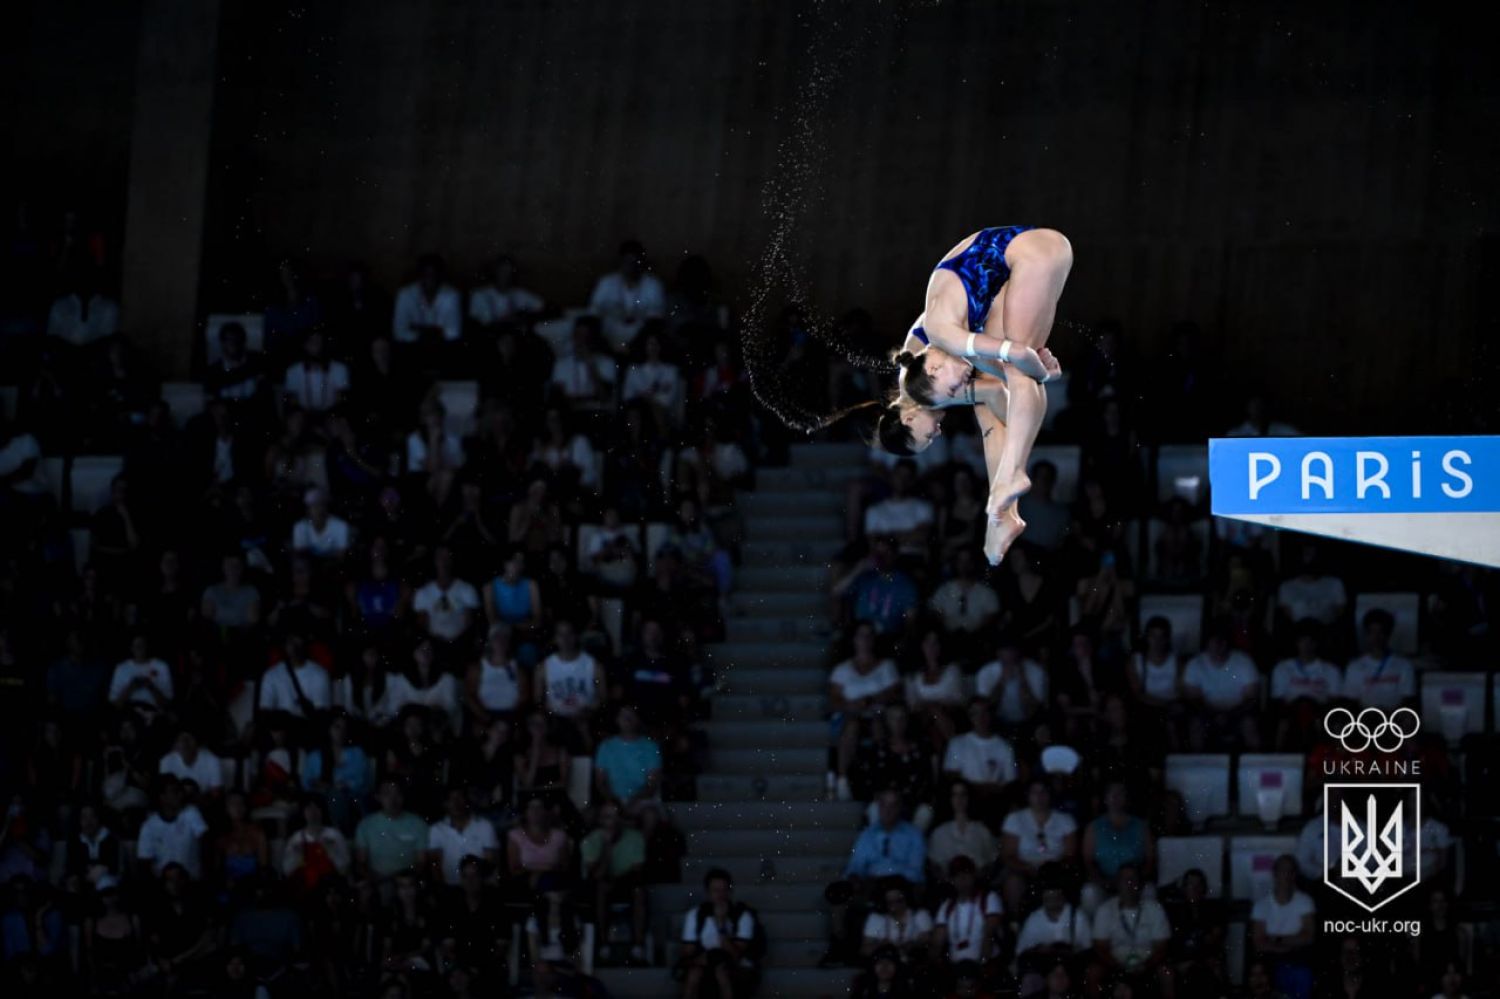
[1323, 707, 1421, 753]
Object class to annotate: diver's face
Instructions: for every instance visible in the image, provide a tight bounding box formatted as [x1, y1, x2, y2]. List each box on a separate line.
[901, 406, 945, 452]
[922, 350, 975, 406]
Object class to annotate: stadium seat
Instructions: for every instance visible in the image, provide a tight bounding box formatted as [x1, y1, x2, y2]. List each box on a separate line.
[39, 455, 67, 506]
[161, 381, 206, 426]
[204, 313, 265, 365]
[1029, 445, 1081, 504]
[1145, 517, 1211, 580]
[1421, 671, 1487, 744]
[69, 455, 125, 514]
[1041, 372, 1070, 431]
[644, 522, 673, 571]
[1236, 754, 1305, 826]
[599, 597, 625, 655]
[1228, 835, 1298, 901]
[1165, 753, 1232, 827]
[1155, 444, 1209, 506]
[436, 380, 479, 436]
[1157, 835, 1226, 897]
[1353, 591, 1420, 655]
[1138, 594, 1204, 655]
[568, 757, 593, 812]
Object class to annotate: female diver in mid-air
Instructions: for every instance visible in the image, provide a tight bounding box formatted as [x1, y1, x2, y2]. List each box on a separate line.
[876, 225, 1074, 563]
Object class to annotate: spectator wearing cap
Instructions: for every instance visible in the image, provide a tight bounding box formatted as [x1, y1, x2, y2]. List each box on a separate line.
[1089, 863, 1172, 995]
[428, 787, 500, 887]
[1182, 619, 1262, 751]
[927, 781, 998, 881]
[942, 699, 1018, 823]
[932, 855, 1003, 969]
[1341, 608, 1415, 710]
[291, 488, 353, 559]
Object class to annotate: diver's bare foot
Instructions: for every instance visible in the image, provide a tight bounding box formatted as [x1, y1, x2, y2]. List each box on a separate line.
[984, 511, 1027, 565]
[986, 472, 1032, 521]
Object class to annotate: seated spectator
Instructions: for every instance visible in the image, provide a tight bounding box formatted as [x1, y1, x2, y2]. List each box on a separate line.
[905, 625, 965, 747]
[405, 399, 465, 506]
[622, 329, 685, 426]
[355, 780, 429, 889]
[438, 854, 510, 982]
[47, 267, 119, 347]
[550, 318, 617, 407]
[668, 497, 733, 597]
[975, 633, 1047, 733]
[1150, 497, 1204, 588]
[464, 625, 530, 725]
[537, 619, 605, 746]
[282, 330, 350, 413]
[1342, 608, 1415, 709]
[508, 478, 566, 560]
[515, 709, 574, 804]
[1125, 615, 1183, 745]
[595, 704, 663, 809]
[679, 867, 762, 999]
[1162, 867, 1228, 997]
[1016, 459, 1071, 552]
[932, 855, 1003, 969]
[83, 875, 145, 989]
[863, 460, 934, 563]
[942, 699, 1018, 822]
[1275, 542, 1348, 632]
[291, 488, 353, 560]
[204, 320, 269, 406]
[64, 803, 121, 888]
[580, 800, 647, 964]
[392, 254, 462, 352]
[1270, 619, 1344, 747]
[533, 405, 600, 493]
[215, 791, 269, 892]
[1090, 863, 1171, 995]
[468, 255, 543, 327]
[1075, 549, 1136, 657]
[303, 712, 374, 830]
[1081, 782, 1155, 897]
[858, 704, 934, 827]
[258, 635, 333, 718]
[927, 780, 998, 880]
[136, 777, 209, 880]
[108, 634, 174, 726]
[938, 466, 987, 562]
[227, 873, 303, 982]
[614, 617, 694, 730]
[412, 546, 480, 652]
[428, 787, 499, 887]
[525, 873, 586, 994]
[590, 240, 666, 351]
[143, 860, 217, 985]
[507, 795, 571, 889]
[1250, 855, 1316, 997]
[201, 552, 262, 636]
[829, 621, 903, 801]
[1000, 780, 1078, 876]
[280, 795, 351, 891]
[379, 869, 436, 974]
[584, 506, 642, 592]
[850, 943, 913, 999]
[383, 637, 462, 736]
[927, 549, 1000, 660]
[845, 788, 926, 890]
[860, 876, 932, 962]
[159, 729, 225, 798]
[1182, 619, 1262, 751]
[835, 537, 920, 637]
[344, 537, 410, 642]
[1014, 873, 1092, 989]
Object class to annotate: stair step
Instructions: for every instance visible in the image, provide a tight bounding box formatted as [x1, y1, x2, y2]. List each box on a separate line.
[597, 966, 855, 998]
[684, 827, 854, 858]
[681, 855, 847, 886]
[669, 906, 830, 940]
[737, 565, 830, 592]
[711, 746, 825, 774]
[650, 880, 837, 913]
[711, 643, 825, 672]
[789, 443, 867, 468]
[739, 490, 844, 516]
[732, 592, 829, 618]
[672, 801, 863, 831]
[717, 666, 826, 695]
[743, 540, 840, 567]
[726, 617, 829, 642]
[696, 773, 828, 802]
[711, 693, 826, 721]
[703, 720, 827, 749]
[758, 464, 867, 490]
[744, 514, 843, 541]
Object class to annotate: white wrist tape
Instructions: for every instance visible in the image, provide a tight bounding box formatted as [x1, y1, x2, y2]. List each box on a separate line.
[998, 339, 1012, 363]
[965, 332, 978, 358]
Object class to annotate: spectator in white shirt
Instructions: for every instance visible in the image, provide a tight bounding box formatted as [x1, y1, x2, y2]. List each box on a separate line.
[1270, 620, 1344, 748]
[282, 330, 350, 413]
[1342, 608, 1416, 709]
[383, 637, 463, 736]
[1015, 880, 1092, 988]
[158, 730, 224, 797]
[392, 254, 463, 348]
[1091, 863, 1172, 986]
[550, 319, 617, 407]
[1249, 855, 1316, 973]
[975, 635, 1048, 729]
[412, 546, 481, 649]
[927, 549, 1000, 657]
[589, 240, 666, 351]
[405, 399, 465, 507]
[46, 269, 120, 347]
[1000, 781, 1079, 875]
[257, 635, 333, 718]
[1182, 621, 1262, 751]
[109, 634, 174, 724]
[0, 421, 49, 499]
[291, 488, 352, 560]
[860, 876, 932, 961]
[932, 855, 1004, 966]
[828, 621, 902, 801]
[1276, 542, 1348, 630]
[426, 786, 500, 885]
[468, 255, 543, 328]
[943, 699, 1018, 822]
[531, 407, 598, 492]
[863, 460, 933, 560]
[680, 867, 760, 999]
[621, 329, 684, 426]
[135, 778, 209, 879]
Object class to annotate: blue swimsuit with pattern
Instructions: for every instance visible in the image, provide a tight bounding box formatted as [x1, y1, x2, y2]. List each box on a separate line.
[911, 225, 1032, 346]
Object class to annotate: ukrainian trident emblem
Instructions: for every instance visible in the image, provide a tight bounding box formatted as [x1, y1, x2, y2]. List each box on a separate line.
[1324, 783, 1420, 912]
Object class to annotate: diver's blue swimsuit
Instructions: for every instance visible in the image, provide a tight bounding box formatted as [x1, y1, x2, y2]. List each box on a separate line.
[911, 225, 1032, 346]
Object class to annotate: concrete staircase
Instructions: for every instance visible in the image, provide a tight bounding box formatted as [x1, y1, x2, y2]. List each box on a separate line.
[596, 444, 867, 998]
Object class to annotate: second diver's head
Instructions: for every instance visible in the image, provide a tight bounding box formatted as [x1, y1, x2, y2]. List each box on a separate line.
[876, 403, 945, 455]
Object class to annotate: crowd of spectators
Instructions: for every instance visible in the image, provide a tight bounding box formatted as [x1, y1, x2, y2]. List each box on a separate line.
[822, 327, 1500, 999]
[0, 230, 768, 997]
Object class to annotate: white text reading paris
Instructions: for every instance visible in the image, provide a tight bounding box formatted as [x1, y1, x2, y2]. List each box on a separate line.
[1248, 449, 1474, 501]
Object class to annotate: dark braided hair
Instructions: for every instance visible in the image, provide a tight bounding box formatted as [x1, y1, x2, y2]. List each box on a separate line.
[892, 350, 939, 406]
